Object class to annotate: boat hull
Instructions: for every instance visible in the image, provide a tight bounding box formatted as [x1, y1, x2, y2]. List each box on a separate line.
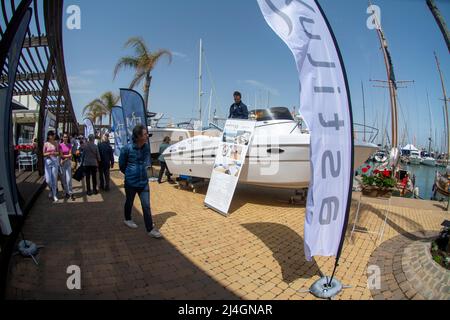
[164, 135, 377, 189]
[421, 158, 436, 167]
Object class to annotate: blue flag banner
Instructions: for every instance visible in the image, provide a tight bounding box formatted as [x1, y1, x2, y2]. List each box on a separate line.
[111, 106, 128, 157]
[120, 88, 150, 152]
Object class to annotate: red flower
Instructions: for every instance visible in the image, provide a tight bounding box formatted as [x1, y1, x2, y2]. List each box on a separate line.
[383, 170, 391, 177]
[374, 169, 380, 175]
[362, 168, 369, 174]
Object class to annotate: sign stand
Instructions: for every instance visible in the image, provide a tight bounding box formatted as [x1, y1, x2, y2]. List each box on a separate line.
[298, 268, 351, 299]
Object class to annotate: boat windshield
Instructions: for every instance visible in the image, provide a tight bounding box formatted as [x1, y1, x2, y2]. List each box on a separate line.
[250, 107, 295, 122]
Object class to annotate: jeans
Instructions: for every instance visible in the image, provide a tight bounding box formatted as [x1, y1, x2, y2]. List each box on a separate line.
[124, 184, 154, 232]
[99, 165, 111, 190]
[84, 166, 98, 192]
[45, 157, 59, 197]
[60, 160, 73, 196]
[158, 161, 172, 183]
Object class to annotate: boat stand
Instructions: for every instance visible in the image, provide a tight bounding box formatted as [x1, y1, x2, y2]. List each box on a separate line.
[351, 193, 391, 245]
[289, 188, 308, 205]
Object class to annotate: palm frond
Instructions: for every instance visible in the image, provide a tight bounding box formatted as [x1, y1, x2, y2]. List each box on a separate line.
[113, 56, 140, 80]
[124, 37, 149, 56]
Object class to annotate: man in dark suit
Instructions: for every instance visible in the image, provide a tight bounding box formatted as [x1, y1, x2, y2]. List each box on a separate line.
[229, 91, 249, 119]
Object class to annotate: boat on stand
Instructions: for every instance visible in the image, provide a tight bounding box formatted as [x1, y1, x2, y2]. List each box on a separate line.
[164, 107, 378, 189]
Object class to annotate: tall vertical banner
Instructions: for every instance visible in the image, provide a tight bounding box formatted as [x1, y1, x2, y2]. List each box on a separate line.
[83, 118, 95, 138]
[0, 6, 32, 218]
[120, 89, 150, 152]
[205, 120, 257, 215]
[257, 0, 354, 261]
[111, 106, 128, 157]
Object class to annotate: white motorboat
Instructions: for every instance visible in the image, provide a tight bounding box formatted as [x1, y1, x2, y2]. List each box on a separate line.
[420, 151, 436, 167]
[147, 113, 220, 156]
[373, 151, 388, 163]
[409, 151, 422, 165]
[163, 107, 378, 189]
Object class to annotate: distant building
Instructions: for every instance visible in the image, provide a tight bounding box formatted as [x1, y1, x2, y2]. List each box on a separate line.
[12, 95, 56, 145]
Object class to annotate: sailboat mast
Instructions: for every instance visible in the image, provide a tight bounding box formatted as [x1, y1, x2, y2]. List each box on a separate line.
[198, 39, 203, 122]
[362, 81, 367, 142]
[375, 23, 398, 151]
[434, 52, 449, 161]
[427, 91, 433, 153]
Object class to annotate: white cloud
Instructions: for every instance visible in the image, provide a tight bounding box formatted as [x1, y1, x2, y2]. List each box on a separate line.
[172, 51, 188, 60]
[241, 80, 280, 96]
[68, 75, 95, 95]
[79, 69, 101, 76]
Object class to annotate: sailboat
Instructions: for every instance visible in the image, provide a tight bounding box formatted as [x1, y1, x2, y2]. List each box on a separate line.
[433, 52, 450, 202]
[148, 39, 221, 156]
[369, 2, 416, 197]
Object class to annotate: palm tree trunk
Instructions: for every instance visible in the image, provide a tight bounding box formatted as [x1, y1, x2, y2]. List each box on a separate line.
[143, 74, 152, 111]
[427, 0, 450, 52]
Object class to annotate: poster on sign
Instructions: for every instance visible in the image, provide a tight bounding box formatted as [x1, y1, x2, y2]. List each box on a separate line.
[204, 120, 256, 216]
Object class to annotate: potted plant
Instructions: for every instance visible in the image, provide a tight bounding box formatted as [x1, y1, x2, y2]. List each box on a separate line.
[15, 144, 35, 156]
[431, 223, 449, 271]
[360, 166, 396, 198]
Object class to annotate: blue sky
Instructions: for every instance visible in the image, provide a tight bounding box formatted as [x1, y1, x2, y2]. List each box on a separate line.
[63, 0, 449, 149]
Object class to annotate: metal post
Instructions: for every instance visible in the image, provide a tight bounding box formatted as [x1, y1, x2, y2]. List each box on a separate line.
[37, 55, 54, 176]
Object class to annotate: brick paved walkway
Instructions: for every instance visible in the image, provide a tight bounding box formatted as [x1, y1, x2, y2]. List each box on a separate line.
[5, 169, 449, 300]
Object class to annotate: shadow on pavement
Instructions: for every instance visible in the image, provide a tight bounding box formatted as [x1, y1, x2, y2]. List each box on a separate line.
[242, 222, 319, 284]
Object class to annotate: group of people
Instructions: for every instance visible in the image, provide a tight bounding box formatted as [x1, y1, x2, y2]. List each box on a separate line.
[43, 131, 115, 202]
[41, 91, 248, 239]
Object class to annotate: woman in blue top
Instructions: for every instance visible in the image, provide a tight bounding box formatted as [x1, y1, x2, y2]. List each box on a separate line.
[157, 136, 174, 184]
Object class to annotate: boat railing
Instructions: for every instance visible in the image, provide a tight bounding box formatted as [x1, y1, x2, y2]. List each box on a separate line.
[353, 123, 379, 144]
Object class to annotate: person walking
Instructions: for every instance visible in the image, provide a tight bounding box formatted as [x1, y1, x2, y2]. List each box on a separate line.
[158, 136, 174, 184]
[82, 134, 101, 196]
[98, 133, 114, 191]
[43, 131, 60, 203]
[119, 124, 162, 239]
[60, 133, 75, 201]
[229, 91, 249, 119]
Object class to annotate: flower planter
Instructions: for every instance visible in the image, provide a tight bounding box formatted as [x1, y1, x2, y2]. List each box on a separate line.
[362, 186, 393, 198]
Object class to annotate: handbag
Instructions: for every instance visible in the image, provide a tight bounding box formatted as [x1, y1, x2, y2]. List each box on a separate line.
[73, 153, 85, 182]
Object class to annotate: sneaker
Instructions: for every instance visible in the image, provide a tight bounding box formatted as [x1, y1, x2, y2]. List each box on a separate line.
[65, 194, 70, 200]
[53, 196, 59, 203]
[148, 228, 162, 239]
[87, 191, 93, 196]
[124, 220, 138, 229]
[93, 190, 98, 195]
[71, 195, 76, 201]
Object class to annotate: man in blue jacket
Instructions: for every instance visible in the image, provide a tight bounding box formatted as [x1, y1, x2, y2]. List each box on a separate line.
[119, 124, 162, 239]
[229, 91, 249, 119]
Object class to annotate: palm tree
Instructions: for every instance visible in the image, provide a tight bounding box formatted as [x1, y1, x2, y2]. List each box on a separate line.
[83, 101, 107, 127]
[114, 37, 172, 110]
[83, 92, 120, 127]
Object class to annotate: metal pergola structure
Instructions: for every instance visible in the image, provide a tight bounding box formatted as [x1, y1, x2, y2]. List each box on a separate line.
[0, 0, 78, 174]
[0, 0, 77, 134]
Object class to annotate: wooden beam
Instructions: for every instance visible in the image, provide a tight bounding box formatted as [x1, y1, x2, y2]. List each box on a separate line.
[13, 89, 60, 96]
[22, 36, 48, 48]
[0, 72, 55, 83]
